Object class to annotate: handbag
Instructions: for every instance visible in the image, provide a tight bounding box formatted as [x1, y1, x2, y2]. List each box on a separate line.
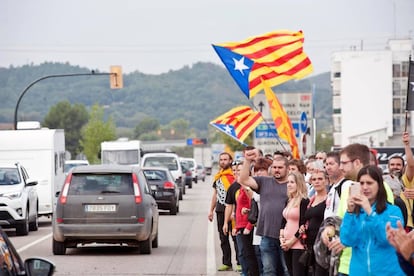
[248, 198, 259, 224]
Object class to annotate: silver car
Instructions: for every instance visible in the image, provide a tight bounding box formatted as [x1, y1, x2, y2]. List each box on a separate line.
[52, 164, 159, 255]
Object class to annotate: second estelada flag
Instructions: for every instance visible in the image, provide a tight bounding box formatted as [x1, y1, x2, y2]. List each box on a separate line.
[210, 106, 263, 144]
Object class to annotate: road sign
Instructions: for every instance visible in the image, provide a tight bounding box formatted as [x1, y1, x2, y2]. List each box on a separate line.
[255, 123, 278, 138]
[300, 112, 307, 133]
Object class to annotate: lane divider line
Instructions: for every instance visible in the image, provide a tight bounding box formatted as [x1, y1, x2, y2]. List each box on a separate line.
[206, 219, 216, 275]
[17, 233, 52, 253]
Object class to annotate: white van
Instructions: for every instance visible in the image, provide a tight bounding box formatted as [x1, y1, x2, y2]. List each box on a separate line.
[141, 152, 185, 197]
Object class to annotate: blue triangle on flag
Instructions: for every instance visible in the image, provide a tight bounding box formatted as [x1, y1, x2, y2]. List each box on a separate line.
[212, 45, 254, 98]
[213, 123, 237, 137]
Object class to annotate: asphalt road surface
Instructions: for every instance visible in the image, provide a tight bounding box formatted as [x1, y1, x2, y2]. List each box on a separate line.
[8, 172, 242, 276]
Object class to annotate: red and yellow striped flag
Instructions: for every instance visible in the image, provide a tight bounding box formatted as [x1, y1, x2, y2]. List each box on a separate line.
[263, 80, 299, 159]
[210, 106, 263, 144]
[213, 30, 313, 98]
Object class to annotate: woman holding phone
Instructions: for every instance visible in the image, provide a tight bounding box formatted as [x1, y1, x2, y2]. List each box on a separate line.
[340, 165, 405, 275]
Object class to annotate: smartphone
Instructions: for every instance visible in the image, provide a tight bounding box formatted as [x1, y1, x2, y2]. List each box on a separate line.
[350, 182, 361, 196]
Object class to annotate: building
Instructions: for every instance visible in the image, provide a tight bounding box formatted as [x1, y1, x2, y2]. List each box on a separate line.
[331, 39, 413, 147]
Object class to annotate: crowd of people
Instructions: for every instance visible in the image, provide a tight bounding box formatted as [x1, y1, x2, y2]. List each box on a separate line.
[207, 132, 414, 276]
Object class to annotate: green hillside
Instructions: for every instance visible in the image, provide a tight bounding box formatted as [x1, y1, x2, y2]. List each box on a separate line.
[0, 62, 332, 134]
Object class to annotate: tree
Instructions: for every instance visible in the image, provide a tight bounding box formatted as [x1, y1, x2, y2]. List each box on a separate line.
[80, 104, 116, 164]
[134, 117, 160, 139]
[315, 132, 334, 152]
[221, 133, 253, 152]
[169, 118, 190, 139]
[43, 100, 89, 159]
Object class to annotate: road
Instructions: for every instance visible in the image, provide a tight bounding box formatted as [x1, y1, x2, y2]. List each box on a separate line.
[7, 174, 241, 276]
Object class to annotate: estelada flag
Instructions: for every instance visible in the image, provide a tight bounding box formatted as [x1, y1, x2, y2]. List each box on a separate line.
[262, 79, 299, 159]
[210, 106, 263, 144]
[212, 30, 313, 99]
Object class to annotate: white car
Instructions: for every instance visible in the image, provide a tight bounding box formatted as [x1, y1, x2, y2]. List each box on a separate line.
[141, 152, 186, 198]
[64, 160, 89, 174]
[180, 158, 198, 184]
[0, 162, 39, 235]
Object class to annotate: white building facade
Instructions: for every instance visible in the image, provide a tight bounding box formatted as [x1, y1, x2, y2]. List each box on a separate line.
[331, 39, 413, 147]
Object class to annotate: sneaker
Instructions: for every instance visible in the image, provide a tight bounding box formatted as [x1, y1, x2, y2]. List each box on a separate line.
[217, 265, 232, 271]
[235, 265, 242, 272]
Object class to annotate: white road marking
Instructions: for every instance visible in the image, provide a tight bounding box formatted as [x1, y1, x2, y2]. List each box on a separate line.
[17, 233, 52, 253]
[206, 219, 216, 275]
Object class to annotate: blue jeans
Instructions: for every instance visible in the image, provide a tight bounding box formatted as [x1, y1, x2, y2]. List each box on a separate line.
[236, 234, 248, 276]
[260, 236, 289, 276]
[254, 245, 264, 275]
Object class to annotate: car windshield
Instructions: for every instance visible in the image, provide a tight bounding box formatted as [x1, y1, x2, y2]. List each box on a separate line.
[143, 157, 178, 171]
[68, 173, 133, 195]
[0, 168, 21, 185]
[185, 160, 195, 169]
[64, 163, 88, 173]
[101, 150, 140, 165]
[143, 170, 168, 181]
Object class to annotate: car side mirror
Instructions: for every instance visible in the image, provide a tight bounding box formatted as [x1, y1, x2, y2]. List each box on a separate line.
[24, 257, 55, 276]
[26, 179, 38, 186]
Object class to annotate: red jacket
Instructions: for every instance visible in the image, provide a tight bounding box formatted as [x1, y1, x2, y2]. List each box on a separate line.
[235, 187, 254, 231]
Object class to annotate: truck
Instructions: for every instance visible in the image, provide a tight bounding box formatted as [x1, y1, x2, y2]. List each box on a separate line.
[193, 146, 212, 175]
[0, 128, 66, 217]
[101, 138, 143, 166]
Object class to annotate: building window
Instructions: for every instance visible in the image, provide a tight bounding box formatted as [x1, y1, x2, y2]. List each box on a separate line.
[393, 63, 401, 78]
[393, 117, 402, 132]
[393, 98, 402, 114]
[402, 61, 409, 77]
[393, 80, 401, 96]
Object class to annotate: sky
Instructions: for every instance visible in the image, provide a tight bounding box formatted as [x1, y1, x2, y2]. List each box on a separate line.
[1, 0, 413, 76]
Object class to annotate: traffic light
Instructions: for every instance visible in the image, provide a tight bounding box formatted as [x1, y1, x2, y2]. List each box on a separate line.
[110, 66, 123, 89]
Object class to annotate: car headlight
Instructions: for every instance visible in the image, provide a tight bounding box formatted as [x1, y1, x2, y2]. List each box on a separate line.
[1, 192, 22, 200]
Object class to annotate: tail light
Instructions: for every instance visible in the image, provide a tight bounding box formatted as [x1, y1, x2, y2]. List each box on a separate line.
[60, 173, 72, 205]
[163, 181, 175, 189]
[132, 173, 142, 204]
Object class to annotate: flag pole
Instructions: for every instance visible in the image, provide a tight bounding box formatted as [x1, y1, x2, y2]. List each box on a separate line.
[405, 55, 412, 132]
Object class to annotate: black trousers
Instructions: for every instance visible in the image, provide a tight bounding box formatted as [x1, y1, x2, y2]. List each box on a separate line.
[216, 211, 239, 266]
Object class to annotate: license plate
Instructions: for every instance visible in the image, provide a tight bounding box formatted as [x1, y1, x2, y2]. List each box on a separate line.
[150, 185, 157, 191]
[85, 204, 116, 212]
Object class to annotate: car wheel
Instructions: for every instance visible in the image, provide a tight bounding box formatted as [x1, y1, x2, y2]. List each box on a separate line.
[170, 201, 177, 215]
[152, 229, 158, 248]
[16, 208, 29, 236]
[29, 204, 39, 231]
[53, 238, 66, 255]
[179, 189, 183, 200]
[194, 177, 198, 184]
[140, 235, 152, 254]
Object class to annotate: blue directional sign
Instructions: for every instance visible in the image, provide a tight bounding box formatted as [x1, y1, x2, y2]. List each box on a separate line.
[255, 123, 278, 138]
[300, 112, 308, 133]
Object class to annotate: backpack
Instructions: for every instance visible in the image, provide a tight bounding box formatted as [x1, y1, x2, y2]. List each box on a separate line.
[313, 216, 342, 271]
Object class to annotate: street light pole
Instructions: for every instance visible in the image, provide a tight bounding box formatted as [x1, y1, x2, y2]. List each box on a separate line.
[13, 71, 114, 130]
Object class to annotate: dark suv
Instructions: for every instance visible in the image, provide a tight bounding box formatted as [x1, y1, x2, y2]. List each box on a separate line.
[52, 164, 159, 255]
